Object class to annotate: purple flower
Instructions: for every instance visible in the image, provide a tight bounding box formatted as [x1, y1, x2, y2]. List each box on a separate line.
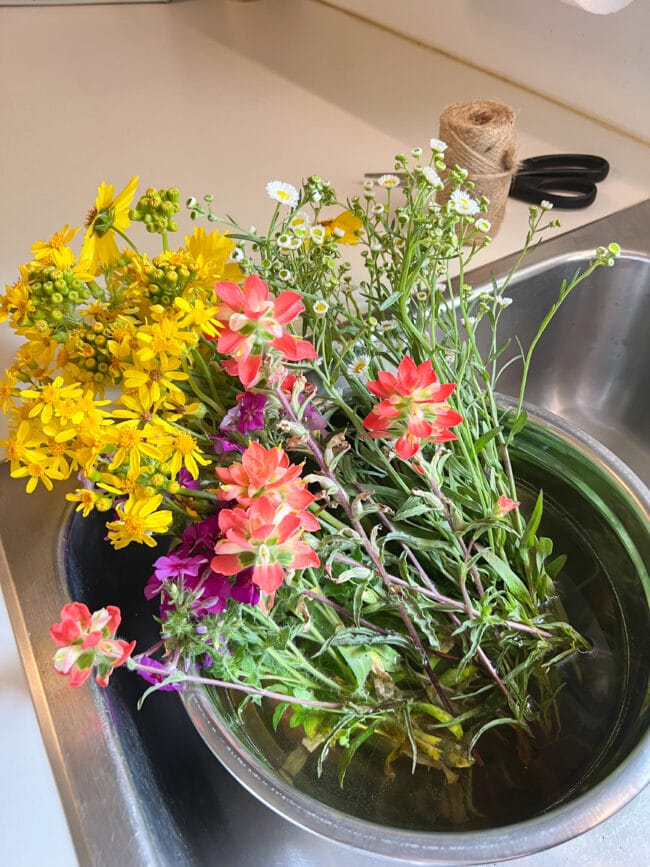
[230, 567, 260, 606]
[145, 552, 207, 601]
[220, 392, 267, 435]
[302, 404, 328, 433]
[134, 654, 182, 691]
[177, 467, 201, 491]
[209, 434, 244, 456]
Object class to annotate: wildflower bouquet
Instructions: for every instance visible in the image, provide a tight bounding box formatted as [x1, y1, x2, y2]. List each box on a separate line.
[1, 144, 619, 788]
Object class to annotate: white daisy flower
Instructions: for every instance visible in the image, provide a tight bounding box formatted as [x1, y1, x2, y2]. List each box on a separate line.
[362, 179, 375, 191]
[347, 355, 371, 378]
[370, 241, 383, 252]
[476, 218, 491, 233]
[429, 138, 448, 153]
[421, 166, 442, 187]
[450, 189, 480, 217]
[309, 226, 326, 245]
[311, 191, 322, 204]
[377, 174, 401, 189]
[278, 268, 293, 282]
[289, 211, 312, 231]
[540, 200, 554, 211]
[266, 180, 299, 208]
[278, 233, 303, 250]
[313, 299, 329, 316]
[497, 297, 513, 308]
[332, 226, 346, 239]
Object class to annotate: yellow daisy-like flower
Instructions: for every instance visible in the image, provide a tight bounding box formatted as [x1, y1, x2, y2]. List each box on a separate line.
[21, 376, 84, 426]
[184, 226, 243, 286]
[320, 210, 363, 245]
[174, 294, 222, 338]
[31, 225, 79, 262]
[105, 493, 173, 549]
[80, 176, 139, 275]
[9, 445, 67, 493]
[121, 355, 189, 409]
[160, 429, 210, 480]
[135, 312, 197, 364]
[105, 419, 165, 475]
[66, 487, 102, 518]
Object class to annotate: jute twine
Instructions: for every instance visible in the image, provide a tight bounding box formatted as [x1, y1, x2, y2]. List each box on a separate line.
[437, 99, 518, 236]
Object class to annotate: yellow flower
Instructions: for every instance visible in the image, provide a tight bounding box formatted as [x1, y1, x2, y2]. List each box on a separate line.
[160, 428, 210, 480]
[105, 420, 165, 475]
[9, 446, 67, 493]
[174, 294, 222, 338]
[105, 493, 173, 549]
[21, 376, 84, 426]
[31, 225, 79, 262]
[320, 210, 363, 244]
[135, 312, 197, 364]
[80, 176, 139, 275]
[184, 226, 243, 286]
[121, 355, 189, 409]
[66, 487, 102, 518]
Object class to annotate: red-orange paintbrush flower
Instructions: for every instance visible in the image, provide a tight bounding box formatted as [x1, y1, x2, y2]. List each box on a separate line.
[362, 357, 462, 460]
[213, 274, 317, 387]
[211, 496, 320, 595]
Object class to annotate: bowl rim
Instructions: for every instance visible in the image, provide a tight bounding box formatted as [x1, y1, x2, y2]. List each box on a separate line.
[181, 403, 650, 864]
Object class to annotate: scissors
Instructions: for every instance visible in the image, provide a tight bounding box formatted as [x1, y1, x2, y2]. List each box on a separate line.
[509, 154, 609, 210]
[365, 153, 609, 210]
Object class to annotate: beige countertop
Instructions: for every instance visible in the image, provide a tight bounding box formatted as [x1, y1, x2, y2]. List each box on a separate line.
[0, 1, 648, 864]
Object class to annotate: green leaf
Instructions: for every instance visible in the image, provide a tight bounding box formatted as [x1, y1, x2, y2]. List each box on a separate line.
[473, 427, 501, 455]
[272, 702, 289, 731]
[524, 490, 544, 547]
[337, 718, 383, 786]
[337, 644, 373, 690]
[394, 496, 437, 521]
[507, 410, 528, 442]
[469, 716, 529, 753]
[379, 290, 402, 311]
[336, 565, 372, 583]
[480, 548, 531, 607]
[546, 554, 567, 580]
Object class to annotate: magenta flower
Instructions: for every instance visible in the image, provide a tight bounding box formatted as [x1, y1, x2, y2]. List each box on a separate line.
[209, 434, 244, 456]
[178, 467, 201, 491]
[220, 392, 268, 435]
[134, 654, 182, 691]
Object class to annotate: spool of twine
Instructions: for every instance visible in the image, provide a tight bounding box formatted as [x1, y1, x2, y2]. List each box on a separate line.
[437, 99, 518, 236]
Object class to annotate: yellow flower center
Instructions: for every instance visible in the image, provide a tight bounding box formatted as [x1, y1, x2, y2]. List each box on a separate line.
[122, 515, 146, 536]
[173, 432, 197, 455]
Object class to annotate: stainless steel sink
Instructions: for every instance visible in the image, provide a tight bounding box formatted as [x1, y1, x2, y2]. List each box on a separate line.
[470, 222, 649, 486]
[0, 200, 648, 867]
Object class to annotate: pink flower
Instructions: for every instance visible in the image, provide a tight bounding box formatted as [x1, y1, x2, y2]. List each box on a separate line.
[213, 275, 317, 387]
[50, 602, 135, 687]
[211, 496, 320, 596]
[362, 357, 462, 460]
[215, 442, 318, 530]
[495, 495, 520, 517]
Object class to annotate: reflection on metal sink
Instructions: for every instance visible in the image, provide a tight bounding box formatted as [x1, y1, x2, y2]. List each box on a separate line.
[471, 201, 650, 485]
[0, 200, 648, 867]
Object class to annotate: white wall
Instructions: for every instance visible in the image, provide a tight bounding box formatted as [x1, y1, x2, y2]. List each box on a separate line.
[320, 0, 650, 143]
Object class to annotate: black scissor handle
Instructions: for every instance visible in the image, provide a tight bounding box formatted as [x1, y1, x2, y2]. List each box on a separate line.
[517, 154, 610, 183]
[510, 174, 598, 209]
[510, 153, 609, 209]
